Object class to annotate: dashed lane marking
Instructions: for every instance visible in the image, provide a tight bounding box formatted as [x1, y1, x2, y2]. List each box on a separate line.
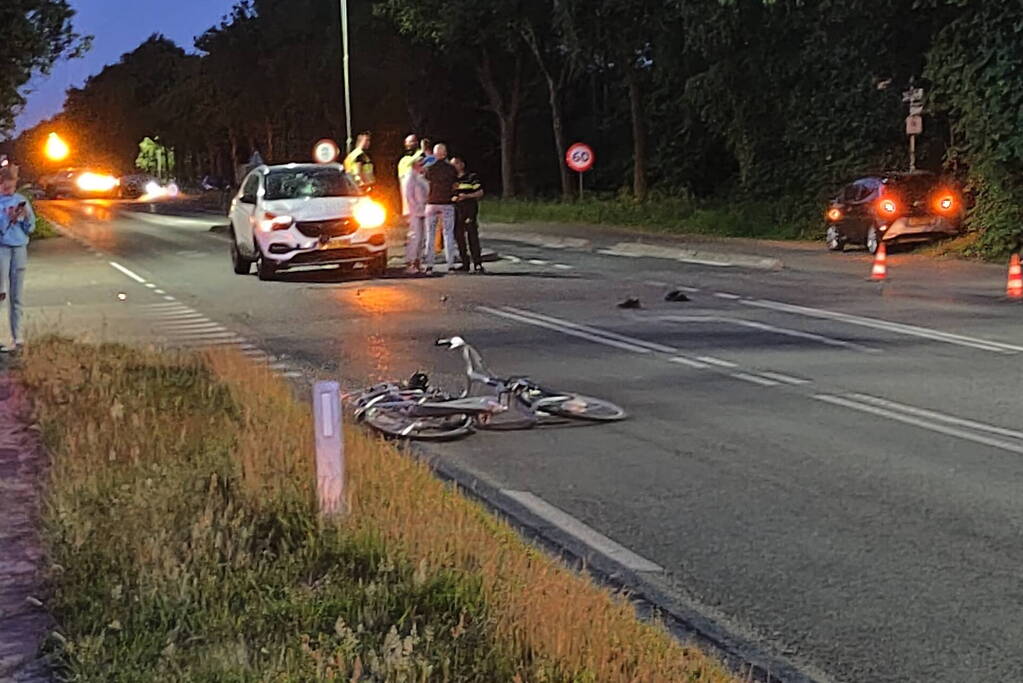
[759, 372, 812, 386]
[670, 357, 711, 370]
[744, 299, 1023, 355]
[731, 372, 780, 387]
[714, 292, 742, 300]
[814, 394, 1023, 456]
[109, 261, 147, 284]
[695, 356, 738, 369]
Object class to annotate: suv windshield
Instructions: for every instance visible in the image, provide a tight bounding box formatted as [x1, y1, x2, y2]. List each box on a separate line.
[264, 168, 359, 200]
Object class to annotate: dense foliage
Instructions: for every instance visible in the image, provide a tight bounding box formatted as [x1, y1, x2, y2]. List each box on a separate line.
[6, 0, 1023, 252]
[0, 0, 88, 135]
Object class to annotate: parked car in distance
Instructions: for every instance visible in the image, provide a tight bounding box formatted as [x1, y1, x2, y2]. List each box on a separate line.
[824, 171, 964, 254]
[228, 163, 388, 281]
[39, 167, 120, 199]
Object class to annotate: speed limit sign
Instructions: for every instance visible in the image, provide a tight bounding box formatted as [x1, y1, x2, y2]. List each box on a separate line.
[565, 143, 595, 173]
[313, 138, 341, 164]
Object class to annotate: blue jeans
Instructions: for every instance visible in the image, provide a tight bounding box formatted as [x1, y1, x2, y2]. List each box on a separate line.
[424, 204, 456, 268]
[0, 246, 27, 345]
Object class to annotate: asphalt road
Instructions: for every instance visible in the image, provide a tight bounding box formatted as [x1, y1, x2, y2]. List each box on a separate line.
[26, 198, 1023, 682]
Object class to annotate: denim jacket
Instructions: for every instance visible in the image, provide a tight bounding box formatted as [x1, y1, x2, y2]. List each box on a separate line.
[0, 194, 35, 247]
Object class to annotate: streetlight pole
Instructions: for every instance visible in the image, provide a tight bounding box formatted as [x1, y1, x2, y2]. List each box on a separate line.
[340, 0, 353, 154]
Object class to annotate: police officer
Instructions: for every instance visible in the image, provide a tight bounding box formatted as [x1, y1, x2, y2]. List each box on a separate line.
[343, 131, 375, 189]
[450, 157, 485, 274]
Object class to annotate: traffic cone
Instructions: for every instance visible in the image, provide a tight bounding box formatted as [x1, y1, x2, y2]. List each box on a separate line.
[870, 242, 888, 281]
[1007, 253, 1023, 299]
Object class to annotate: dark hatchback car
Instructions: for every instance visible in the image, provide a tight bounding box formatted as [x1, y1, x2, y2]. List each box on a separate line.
[824, 171, 964, 253]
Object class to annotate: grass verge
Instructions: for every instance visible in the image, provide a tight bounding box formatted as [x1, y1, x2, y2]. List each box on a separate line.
[21, 339, 737, 681]
[32, 214, 60, 240]
[482, 194, 818, 241]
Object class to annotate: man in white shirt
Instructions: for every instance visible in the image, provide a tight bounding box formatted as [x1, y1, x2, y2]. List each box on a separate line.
[403, 159, 429, 275]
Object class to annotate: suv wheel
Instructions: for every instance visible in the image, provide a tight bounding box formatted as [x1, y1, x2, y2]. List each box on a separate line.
[257, 254, 277, 281]
[368, 251, 388, 278]
[825, 226, 845, 252]
[230, 234, 254, 274]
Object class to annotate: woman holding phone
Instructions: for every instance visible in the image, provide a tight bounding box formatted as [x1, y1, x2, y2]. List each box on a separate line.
[0, 165, 35, 353]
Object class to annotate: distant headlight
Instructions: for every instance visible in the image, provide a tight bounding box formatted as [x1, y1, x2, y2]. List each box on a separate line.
[144, 181, 162, 197]
[77, 172, 119, 192]
[354, 199, 386, 229]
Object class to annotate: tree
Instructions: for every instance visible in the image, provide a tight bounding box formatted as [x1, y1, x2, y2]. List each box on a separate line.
[0, 0, 89, 135]
[520, 0, 578, 200]
[556, 0, 662, 200]
[375, 0, 529, 197]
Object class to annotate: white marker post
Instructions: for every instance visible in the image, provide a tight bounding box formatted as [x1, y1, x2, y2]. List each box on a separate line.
[312, 381, 345, 517]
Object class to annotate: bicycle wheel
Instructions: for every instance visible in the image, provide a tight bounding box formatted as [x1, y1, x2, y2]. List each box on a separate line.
[361, 405, 474, 441]
[532, 394, 627, 422]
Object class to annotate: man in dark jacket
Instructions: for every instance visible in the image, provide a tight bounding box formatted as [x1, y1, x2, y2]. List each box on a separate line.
[423, 143, 459, 273]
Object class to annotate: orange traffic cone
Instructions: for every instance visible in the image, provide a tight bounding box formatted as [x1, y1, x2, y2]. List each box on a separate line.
[870, 242, 888, 281]
[1007, 253, 1023, 299]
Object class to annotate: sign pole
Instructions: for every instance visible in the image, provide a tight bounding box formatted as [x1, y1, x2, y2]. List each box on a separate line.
[578, 172, 583, 200]
[339, 0, 353, 154]
[909, 134, 916, 173]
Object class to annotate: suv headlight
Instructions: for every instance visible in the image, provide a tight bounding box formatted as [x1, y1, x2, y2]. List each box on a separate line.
[354, 200, 386, 229]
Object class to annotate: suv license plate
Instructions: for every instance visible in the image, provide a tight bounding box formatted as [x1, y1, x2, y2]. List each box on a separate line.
[908, 216, 932, 226]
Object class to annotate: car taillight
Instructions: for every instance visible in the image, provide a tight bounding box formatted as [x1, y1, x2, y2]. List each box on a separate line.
[826, 207, 843, 222]
[879, 198, 899, 216]
[933, 192, 957, 214]
[259, 213, 293, 232]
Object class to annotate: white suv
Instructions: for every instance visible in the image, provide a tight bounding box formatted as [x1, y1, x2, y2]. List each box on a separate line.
[229, 163, 388, 280]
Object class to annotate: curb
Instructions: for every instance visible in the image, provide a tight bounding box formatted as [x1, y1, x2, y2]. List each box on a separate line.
[487, 230, 784, 271]
[419, 451, 820, 683]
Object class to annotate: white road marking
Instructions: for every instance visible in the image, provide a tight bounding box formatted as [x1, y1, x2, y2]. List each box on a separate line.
[597, 248, 733, 267]
[731, 372, 780, 387]
[695, 355, 738, 368]
[157, 322, 225, 332]
[714, 292, 742, 300]
[145, 283, 157, 289]
[149, 312, 208, 322]
[182, 337, 244, 347]
[154, 289, 166, 295]
[676, 286, 701, 293]
[744, 299, 1023, 354]
[659, 315, 877, 353]
[847, 394, 1023, 441]
[758, 372, 811, 386]
[644, 280, 668, 287]
[503, 255, 523, 263]
[814, 394, 1023, 456]
[554, 263, 574, 270]
[501, 490, 663, 573]
[162, 296, 175, 301]
[670, 356, 711, 369]
[109, 261, 147, 284]
[502, 306, 680, 353]
[478, 307, 653, 354]
[180, 331, 239, 341]
[528, 259, 549, 266]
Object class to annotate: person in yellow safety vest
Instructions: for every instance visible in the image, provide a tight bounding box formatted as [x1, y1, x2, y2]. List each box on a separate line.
[344, 131, 375, 189]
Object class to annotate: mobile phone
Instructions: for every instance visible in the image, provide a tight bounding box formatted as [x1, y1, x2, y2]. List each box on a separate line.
[17, 201, 26, 209]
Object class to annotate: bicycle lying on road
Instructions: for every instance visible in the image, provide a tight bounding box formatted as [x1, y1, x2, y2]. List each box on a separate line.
[346, 336, 627, 441]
